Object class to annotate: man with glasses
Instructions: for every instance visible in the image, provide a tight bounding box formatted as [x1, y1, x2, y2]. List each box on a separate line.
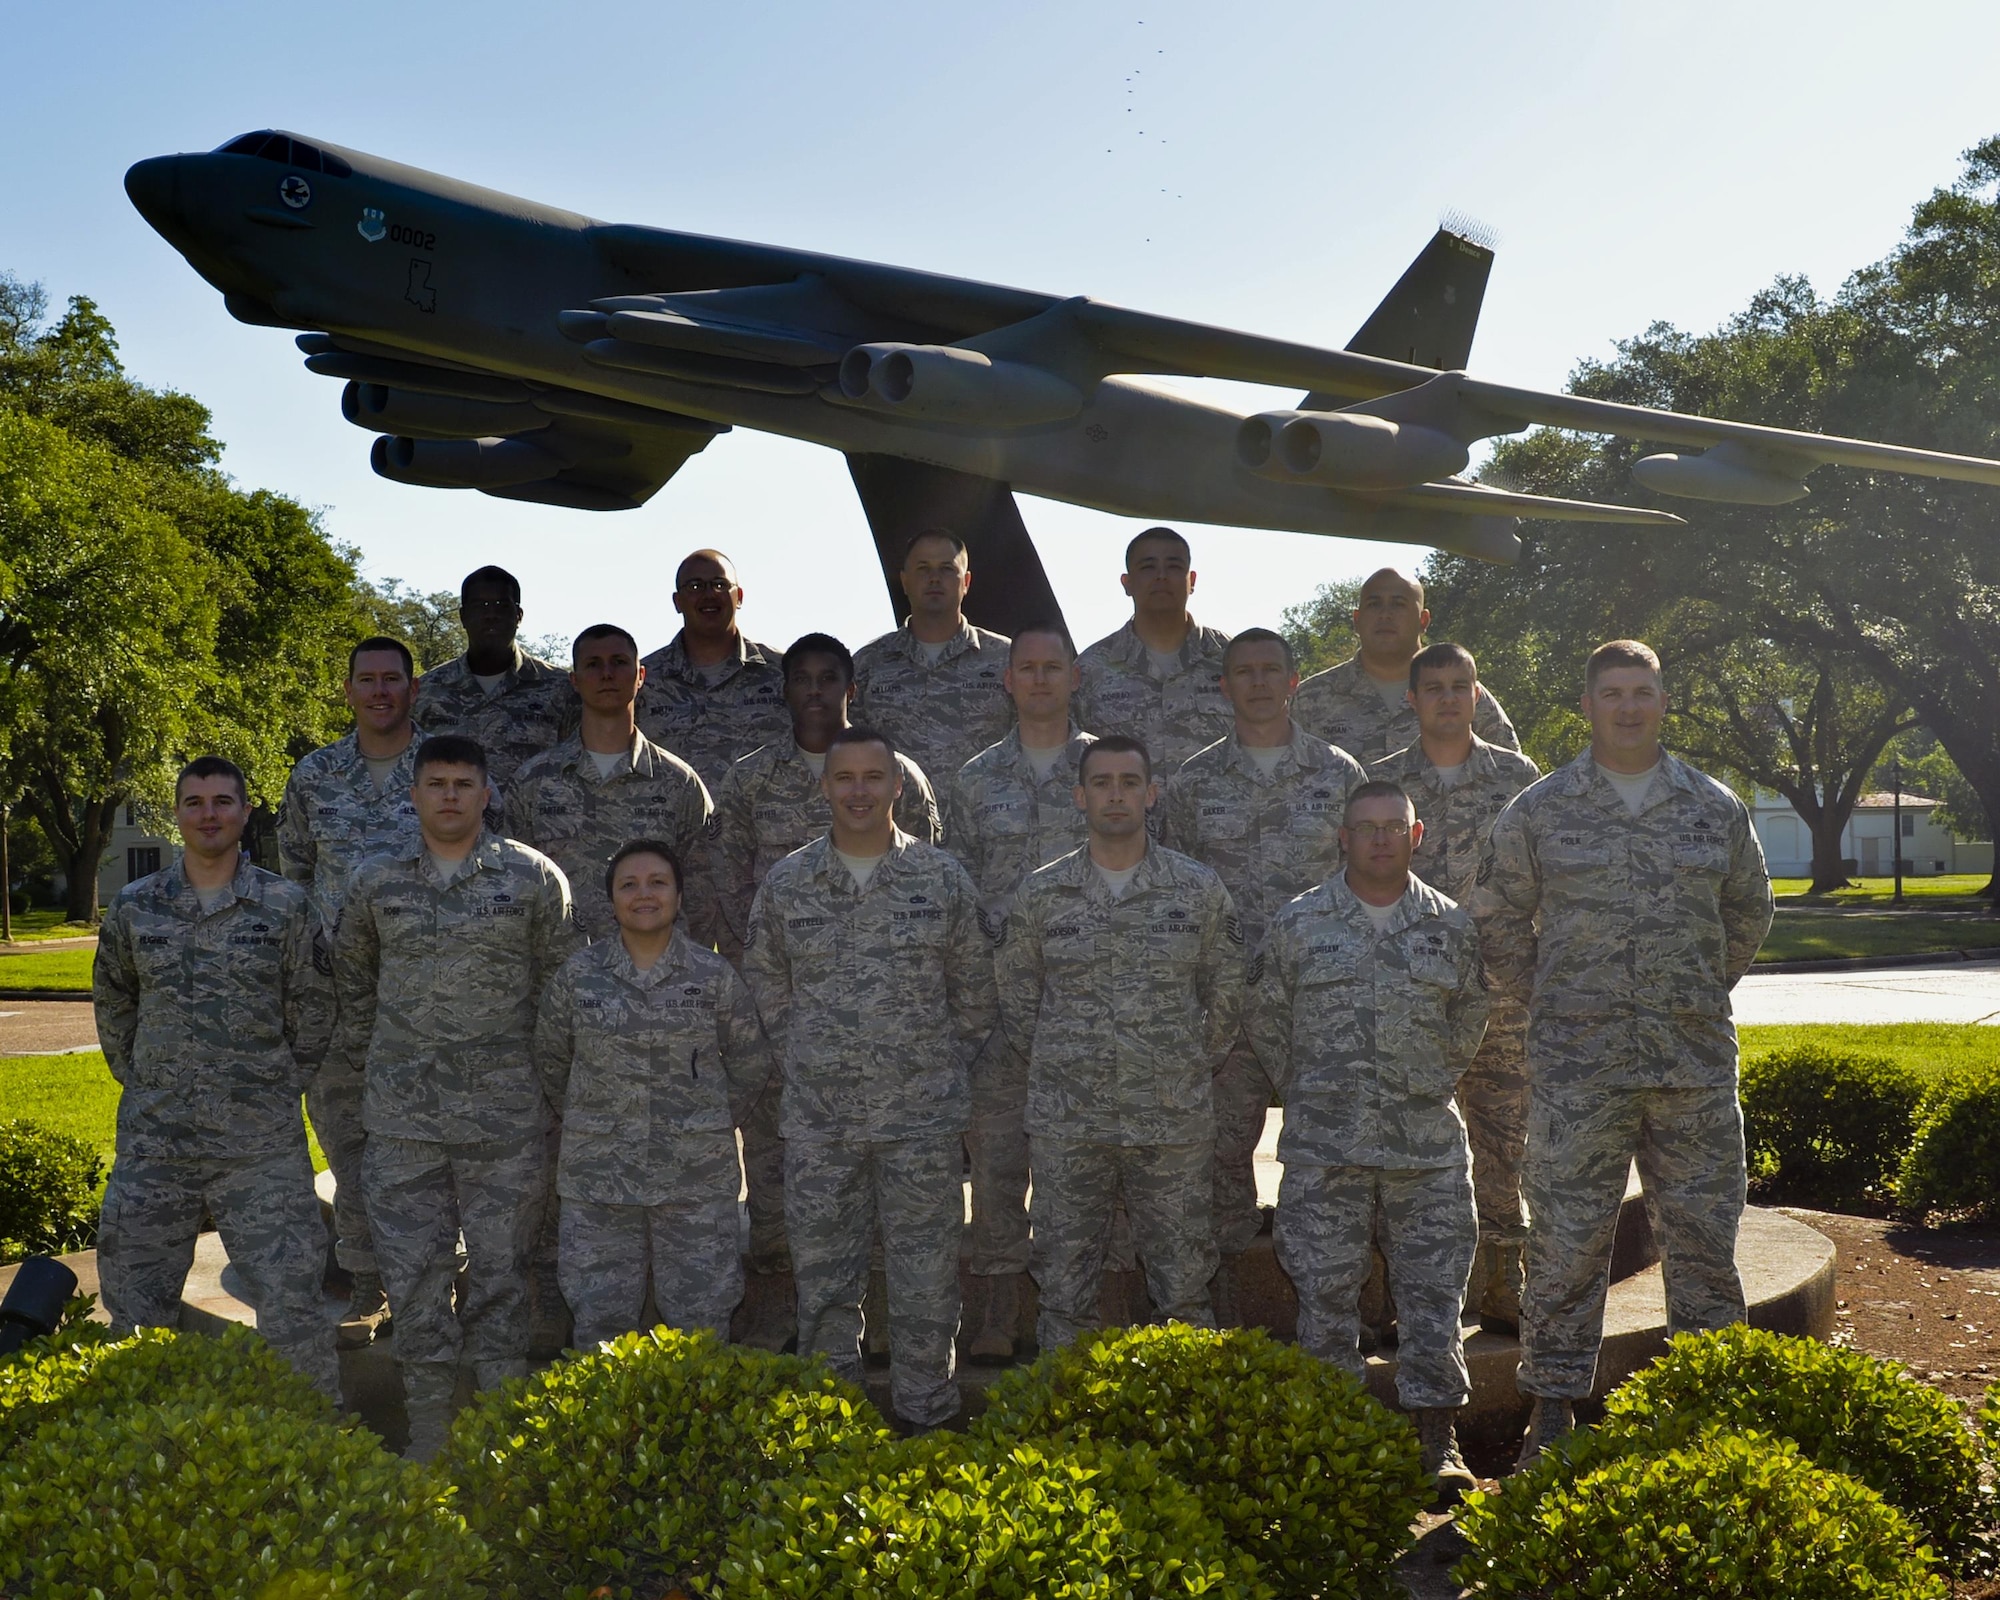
[1249, 779, 1488, 1506]
[1370, 643, 1541, 1335]
[636, 549, 791, 793]
[1293, 569, 1519, 765]
[414, 565, 577, 788]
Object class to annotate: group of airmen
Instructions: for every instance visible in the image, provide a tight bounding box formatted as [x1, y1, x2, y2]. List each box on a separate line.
[90, 526, 1774, 1498]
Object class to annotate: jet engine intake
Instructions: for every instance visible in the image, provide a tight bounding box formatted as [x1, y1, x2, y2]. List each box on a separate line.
[1631, 442, 1812, 505]
[343, 382, 549, 441]
[371, 435, 564, 490]
[1237, 410, 1470, 490]
[835, 343, 1083, 427]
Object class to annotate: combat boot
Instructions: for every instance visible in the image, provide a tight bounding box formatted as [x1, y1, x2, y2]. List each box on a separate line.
[337, 1270, 392, 1350]
[1514, 1396, 1575, 1472]
[401, 1362, 458, 1464]
[1416, 1409, 1478, 1507]
[967, 1272, 1023, 1363]
[733, 1268, 797, 1353]
[1476, 1239, 1525, 1337]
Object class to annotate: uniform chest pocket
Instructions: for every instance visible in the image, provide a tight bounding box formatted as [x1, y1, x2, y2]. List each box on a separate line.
[1194, 803, 1249, 841]
[1540, 838, 1612, 873]
[980, 800, 1034, 837]
[1298, 941, 1363, 988]
[888, 907, 949, 951]
[1672, 839, 1730, 875]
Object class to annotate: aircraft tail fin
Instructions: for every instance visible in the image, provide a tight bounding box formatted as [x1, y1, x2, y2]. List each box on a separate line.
[1300, 217, 1495, 409]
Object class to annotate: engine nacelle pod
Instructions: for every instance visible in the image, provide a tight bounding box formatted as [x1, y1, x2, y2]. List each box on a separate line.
[837, 343, 1084, 426]
[1631, 442, 1811, 505]
[343, 382, 548, 441]
[371, 435, 563, 490]
[1275, 412, 1470, 490]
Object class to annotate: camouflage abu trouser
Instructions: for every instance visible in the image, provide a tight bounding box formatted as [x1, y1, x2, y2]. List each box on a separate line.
[967, 1037, 1030, 1276]
[740, 1075, 790, 1273]
[1211, 1035, 1272, 1255]
[1459, 995, 1530, 1243]
[1030, 1135, 1218, 1352]
[1521, 1063, 1747, 1400]
[558, 1133, 745, 1348]
[98, 1145, 340, 1400]
[306, 1059, 373, 1273]
[786, 1134, 962, 1427]
[363, 1132, 544, 1383]
[1275, 1159, 1476, 1410]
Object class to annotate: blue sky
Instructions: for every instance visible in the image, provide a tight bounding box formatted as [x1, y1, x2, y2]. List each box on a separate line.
[5, 2, 1998, 654]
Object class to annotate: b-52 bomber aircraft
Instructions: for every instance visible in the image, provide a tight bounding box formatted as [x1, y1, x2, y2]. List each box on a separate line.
[126, 129, 2000, 635]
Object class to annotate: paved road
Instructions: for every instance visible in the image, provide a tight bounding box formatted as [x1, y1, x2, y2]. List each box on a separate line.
[0, 1003, 99, 1055]
[1734, 961, 2000, 1026]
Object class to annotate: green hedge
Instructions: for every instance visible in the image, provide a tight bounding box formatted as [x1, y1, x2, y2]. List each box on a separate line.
[1897, 1060, 2000, 1219]
[972, 1323, 1426, 1600]
[437, 1325, 887, 1599]
[1455, 1429, 1945, 1599]
[716, 1431, 1269, 1598]
[0, 1116, 102, 1260]
[1740, 1045, 1923, 1207]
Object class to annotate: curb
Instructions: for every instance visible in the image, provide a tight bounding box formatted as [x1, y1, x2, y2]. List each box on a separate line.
[0, 990, 93, 1003]
[1751, 947, 2000, 976]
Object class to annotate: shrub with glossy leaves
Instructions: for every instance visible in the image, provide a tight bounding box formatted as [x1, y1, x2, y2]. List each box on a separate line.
[1740, 1045, 1922, 1207]
[1454, 1429, 1945, 1599]
[0, 1322, 332, 1448]
[437, 1325, 889, 1599]
[0, 1397, 490, 1597]
[0, 1117, 101, 1260]
[716, 1431, 1270, 1599]
[971, 1323, 1425, 1599]
[1590, 1325, 1988, 1559]
[1897, 1060, 2000, 1220]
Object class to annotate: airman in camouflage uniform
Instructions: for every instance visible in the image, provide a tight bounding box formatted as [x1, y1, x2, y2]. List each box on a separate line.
[851, 532, 1013, 787]
[334, 735, 579, 1458]
[412, 565, 576, 788]
[1157, 628, 1365, 1296]
[740, 727, 997, 1428]
[1472, 641, 1773, 1466]
[997, 736, 1244, 1352]
[536, 842, 775, 1347]
[634, 549, 790, 792]
[1073, 528, 1233, 772]
[1291, 568, 1519, 764]
[95, 757, 339, 1398]
[505, 625, 713, 943]
[278, 636, 440, 1340]
[945, 624, 1096, 1358]
[1248, 778, 1488, 1502]
[1369, 642, 1542, 1332]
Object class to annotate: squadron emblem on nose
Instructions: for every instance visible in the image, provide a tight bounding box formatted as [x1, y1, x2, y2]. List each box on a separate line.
[357, 207, 387, 243]
[278, 176, 311, 210]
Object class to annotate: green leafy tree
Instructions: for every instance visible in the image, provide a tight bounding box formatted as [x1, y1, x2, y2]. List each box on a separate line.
[1279, 576, 1360, 678]
[358, 576, 465, 671]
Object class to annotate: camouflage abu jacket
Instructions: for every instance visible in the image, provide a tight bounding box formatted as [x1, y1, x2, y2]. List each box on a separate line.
[1368, 734, 1542, 904]
[945, 726, 1097, 920]
[1073, 618, 1234, 772]
[413, 645, 578, 787]
[94, 855, 331, 1158]
[851, 618, 1015, 788]
[1292, 654, 1519, 766]
[1248, 873, 1487, 1169]
[634, 631, 790, 794]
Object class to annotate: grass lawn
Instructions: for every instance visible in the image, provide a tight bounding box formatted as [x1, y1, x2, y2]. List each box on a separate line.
[1738, 1022, 2000, 1085]
[0, 1052, 327, 1173]
[0, 909, 98, 941]
[1772, 874, 1991, 901]
[1755, 913, 2000, 963]
[0, 949, 93, 991]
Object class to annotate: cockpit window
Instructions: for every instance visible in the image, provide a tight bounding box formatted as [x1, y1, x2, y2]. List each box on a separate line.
[213, 130, 351, 178]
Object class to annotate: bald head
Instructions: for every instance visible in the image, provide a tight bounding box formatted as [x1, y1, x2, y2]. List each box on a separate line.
[674, 548, 745, 651]
[1353, 567, 1431, 673]
[676, 548, 739, 587]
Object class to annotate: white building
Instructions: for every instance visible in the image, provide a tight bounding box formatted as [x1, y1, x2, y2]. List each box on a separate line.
[1750, 789, 1990, 877]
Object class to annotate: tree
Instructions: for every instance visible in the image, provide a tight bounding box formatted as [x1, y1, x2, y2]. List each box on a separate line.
[359, 577, 466, 671]
[1279, 577, 1360, 678]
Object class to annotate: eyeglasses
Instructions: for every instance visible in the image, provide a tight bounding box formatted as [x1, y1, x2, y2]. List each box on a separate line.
[1347, 820, 1412, 841]
[461, 598, 517, 614]
[678, 577, 735, 596]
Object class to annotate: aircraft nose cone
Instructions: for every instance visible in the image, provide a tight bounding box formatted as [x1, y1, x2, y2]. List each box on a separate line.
[124, 155, 181, 235]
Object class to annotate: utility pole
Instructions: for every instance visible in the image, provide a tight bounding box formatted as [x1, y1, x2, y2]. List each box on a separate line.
[1892, 756, 1905, 904]
[1, 802, 11, 943]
